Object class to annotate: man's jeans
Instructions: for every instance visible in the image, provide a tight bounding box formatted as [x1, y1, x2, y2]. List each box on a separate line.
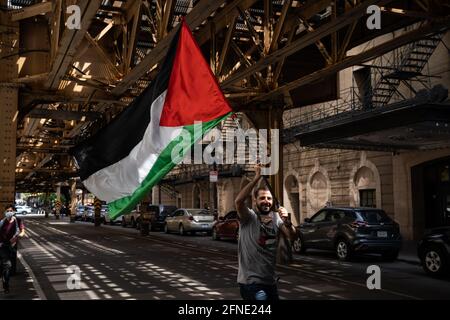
[239, 283, 279, 300]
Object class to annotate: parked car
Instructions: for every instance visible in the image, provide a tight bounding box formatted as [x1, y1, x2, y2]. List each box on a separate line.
[103, 205, 122, 225]
[418, 226, 450, 277]
[82, 205, 94, 222]
[121, 209, 141, 228]
[212, 211, 239, 241]
[164, 208, 214, 235]
[293, 207, 402, 261]
[147, 204, 177, 231]
[15, 205, 32, 215]
[75, 205, 85, 221]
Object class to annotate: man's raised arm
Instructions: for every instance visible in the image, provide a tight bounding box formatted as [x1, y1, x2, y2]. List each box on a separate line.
[235, 165, 262, 223]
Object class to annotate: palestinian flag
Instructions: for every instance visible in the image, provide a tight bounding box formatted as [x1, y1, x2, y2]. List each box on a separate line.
[70, 20, 232, 219]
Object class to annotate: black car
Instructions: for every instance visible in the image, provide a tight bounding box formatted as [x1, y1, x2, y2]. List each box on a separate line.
[293, 207, 402, 261]
[418, 226, 450, 277]
[147, 204, 177, 231]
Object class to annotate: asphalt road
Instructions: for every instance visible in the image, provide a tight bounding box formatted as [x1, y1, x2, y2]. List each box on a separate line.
[3, 216, 450, 300]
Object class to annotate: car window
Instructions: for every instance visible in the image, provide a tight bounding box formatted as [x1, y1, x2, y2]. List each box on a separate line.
[310, 210, 328, 223]
[345, 211, 356, 220]
[225, 211, 237, 220]
[148, 206, 159, 214]
[358, 210, 392, 223]
[175, 210, 185, 217]
[327, 210, 346, 222]
[187, 209, 212, 216]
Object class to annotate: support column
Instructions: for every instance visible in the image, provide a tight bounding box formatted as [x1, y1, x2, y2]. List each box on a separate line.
[0, 9, 19, 214]
[140, 202, 150, 236]
[94, 197, 102, 226]
[70, 180, 77, 223]
[55, 185, 61, 219]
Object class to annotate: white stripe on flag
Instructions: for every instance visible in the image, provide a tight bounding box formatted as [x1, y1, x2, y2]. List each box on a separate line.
[83, 90, 183, 203]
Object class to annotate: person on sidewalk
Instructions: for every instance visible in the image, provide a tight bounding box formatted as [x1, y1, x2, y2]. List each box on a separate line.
[0, 205, 21, 294]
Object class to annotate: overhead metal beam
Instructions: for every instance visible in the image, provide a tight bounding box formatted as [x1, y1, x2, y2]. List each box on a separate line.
[195, 0, 259, 46]
[220, 0, 389, 89]
[253, 18, 450, 103]
[217, 15, 236, 75]
[45, 0, 103, 90]
[10, 1, 52, 22]
[111, 1, 229, 96]
[269, 0, 293, 53]
[85, 32, 122, 79]
[26, 109, 102, 121]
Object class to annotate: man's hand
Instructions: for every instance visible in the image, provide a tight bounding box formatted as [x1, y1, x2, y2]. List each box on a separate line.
[254, 163, 262, 181]
[278, 206, 288, 218]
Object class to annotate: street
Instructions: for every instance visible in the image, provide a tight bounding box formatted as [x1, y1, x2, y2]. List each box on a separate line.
[3, 216, 450, 300]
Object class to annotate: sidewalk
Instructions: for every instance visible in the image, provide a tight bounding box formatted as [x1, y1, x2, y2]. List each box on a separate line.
[398, 240, 420, 265]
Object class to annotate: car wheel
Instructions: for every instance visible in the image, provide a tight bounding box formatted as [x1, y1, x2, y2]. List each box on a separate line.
[212, 228, 220, 241]
[121, 217, 127, 228]
[336, 239, 352, 261]
[109, 220, 115, 226]
[179, 224, 185, 236]
[422, 246, 448, 277]
[164, 223, 169, 234]
[293, 237, 306, 254]
[131, 218, 137, 228]
[382, 250, 399, 262]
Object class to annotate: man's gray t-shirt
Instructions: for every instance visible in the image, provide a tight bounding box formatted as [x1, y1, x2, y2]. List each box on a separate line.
[237, 208, 283, 285]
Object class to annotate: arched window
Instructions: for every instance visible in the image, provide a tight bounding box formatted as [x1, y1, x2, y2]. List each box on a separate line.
[309, 171, 329, 213]
[284, 175, 300, 224]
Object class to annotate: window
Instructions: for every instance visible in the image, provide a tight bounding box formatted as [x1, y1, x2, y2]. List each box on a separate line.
[327, 210, 346, 222]
[359, 189, 376, 208]
[310, 210, 328, 223]
[358, 210, 391, 223]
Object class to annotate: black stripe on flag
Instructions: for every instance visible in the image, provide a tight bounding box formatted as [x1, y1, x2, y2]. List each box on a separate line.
[70, 26, 182, 181]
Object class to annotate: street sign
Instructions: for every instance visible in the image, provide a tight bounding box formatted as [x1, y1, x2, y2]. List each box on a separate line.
[210, 171, 218, 182]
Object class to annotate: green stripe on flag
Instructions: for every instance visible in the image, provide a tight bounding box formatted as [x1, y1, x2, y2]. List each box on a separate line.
[108, 113, 232, 219]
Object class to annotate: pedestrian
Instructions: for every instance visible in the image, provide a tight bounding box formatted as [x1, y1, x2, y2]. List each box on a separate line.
[235, 164, 297, 300]
[11, 209, 25, 275]
[0, 205, 21, 293]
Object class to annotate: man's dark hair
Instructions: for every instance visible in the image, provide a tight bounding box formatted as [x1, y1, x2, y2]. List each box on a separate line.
[5, 204, 15, 211]
[253, 186, 271, 199]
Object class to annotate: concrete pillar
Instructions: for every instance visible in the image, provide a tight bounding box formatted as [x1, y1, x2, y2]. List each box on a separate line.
[0, 9, 19, 214]
[70, 180, 77, 223]
[94, 197, 102, 227]
[55, 185, 61, 219]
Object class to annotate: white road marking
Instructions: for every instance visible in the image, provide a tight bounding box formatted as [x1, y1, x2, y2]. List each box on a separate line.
[17, 252, 47, 300]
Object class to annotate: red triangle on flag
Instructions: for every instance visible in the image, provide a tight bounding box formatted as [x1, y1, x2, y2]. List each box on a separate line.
[159, 20, 232, 127]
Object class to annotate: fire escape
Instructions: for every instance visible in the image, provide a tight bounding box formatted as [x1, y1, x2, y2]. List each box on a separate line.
[283, 29, 448, 148]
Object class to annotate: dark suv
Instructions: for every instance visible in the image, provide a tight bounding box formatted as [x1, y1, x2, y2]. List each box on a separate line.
[293, 207, 402, 261]
[147, 204, 177, 231]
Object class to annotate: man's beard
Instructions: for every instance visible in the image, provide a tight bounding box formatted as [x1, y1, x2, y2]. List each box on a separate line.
[256, 203, 271, 214]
